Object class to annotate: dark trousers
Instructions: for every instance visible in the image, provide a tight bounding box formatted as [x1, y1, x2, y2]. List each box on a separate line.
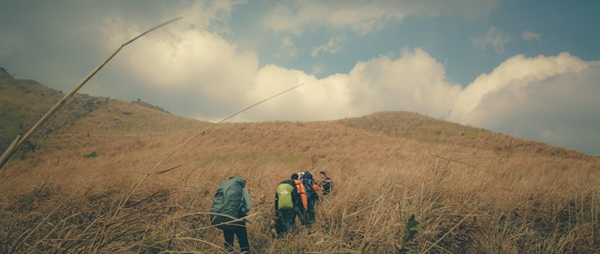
[306, 199, 316, 226]
[275, 207, 304, 236]
[222, 225, 250, 253]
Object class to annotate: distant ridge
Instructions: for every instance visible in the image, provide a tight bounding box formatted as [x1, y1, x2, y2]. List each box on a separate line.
[334, 111, 593, 159]
[0, 66, 183, 155]
[0, 67, 12, 79]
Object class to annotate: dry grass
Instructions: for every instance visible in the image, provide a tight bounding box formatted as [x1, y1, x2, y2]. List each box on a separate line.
[1, 80, 599, 253]
[335, 111, 594, 160]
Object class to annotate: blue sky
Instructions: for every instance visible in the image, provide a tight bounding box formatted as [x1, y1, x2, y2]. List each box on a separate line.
[1, 0, 599, 155]
[236, 1, 598, 85]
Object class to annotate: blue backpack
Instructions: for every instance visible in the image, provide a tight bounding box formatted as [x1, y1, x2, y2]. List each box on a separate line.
[301, 172, 314, 198]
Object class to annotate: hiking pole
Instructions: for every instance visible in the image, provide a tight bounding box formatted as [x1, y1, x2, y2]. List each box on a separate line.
[0, 17, 183, 171]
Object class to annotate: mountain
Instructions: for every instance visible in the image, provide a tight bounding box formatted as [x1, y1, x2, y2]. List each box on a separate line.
[0, 69, 598, 253]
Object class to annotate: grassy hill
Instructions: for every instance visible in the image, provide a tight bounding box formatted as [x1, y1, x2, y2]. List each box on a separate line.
[334, 111, 591, 159]
[0, 67, 113, 156]
[0, 71, 598, 253]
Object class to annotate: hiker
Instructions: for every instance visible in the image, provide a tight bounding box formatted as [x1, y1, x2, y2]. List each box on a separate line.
[210, 177, 251, 254]
[292, 173, 309, 224]
[303, 171, 321, 192]
[275, 173, 304, 235]
[300, 171, 319, 226]
[319, 171, 333, 196]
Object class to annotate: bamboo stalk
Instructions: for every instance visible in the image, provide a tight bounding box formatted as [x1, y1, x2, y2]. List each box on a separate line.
[7, 17, 183, 252]
[0, 134, 21, 171]
[0, 17, 182, 171]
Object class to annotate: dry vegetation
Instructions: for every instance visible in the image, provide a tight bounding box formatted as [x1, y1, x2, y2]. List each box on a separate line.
[0, 72, 599, 253]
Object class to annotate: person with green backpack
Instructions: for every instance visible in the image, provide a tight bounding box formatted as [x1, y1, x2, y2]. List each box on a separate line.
[274, 173, 304, 236]
[210, 177, 251, 253]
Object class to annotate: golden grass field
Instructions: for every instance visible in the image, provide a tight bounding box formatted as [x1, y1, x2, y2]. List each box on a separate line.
[1, 72, 599, 253]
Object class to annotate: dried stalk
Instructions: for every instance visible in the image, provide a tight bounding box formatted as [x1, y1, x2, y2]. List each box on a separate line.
[0, 17, 182, 170]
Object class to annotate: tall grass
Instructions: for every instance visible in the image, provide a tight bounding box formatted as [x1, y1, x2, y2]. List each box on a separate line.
[1, 108, 598, 253]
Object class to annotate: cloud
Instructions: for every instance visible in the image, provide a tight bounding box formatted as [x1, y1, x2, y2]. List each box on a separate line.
[470, 27, 511, 54]
[179, 0, 246, 32]
[262, 1, 500, 35]
[90, 1, 261, 118]
[237, 48, 462, 122]
[311, 35, 347, 58]
[346, 48, 462, 117]
[274, 37, 299, 58]
[312, 65, 325, 74]
[105, 28, 259, 116]
[262, 2, 405, 36]
[522, 30, 541, 42]
[241, 65, 353, 121]
[448, 53, 598, 154]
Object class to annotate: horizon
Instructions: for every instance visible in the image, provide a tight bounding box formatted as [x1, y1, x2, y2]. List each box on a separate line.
[1, 0, 598, 155]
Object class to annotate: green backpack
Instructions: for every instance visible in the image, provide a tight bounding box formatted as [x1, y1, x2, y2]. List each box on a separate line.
[210, 177, 245, 230]
[277, 183, 294, 210]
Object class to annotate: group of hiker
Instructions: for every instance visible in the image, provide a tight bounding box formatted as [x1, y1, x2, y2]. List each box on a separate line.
[209, 171, 333, 254]
[275, 171, 331, 234]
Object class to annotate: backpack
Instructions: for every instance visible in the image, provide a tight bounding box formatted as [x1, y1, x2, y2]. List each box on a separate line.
[277, 183, 294, 210]
[301, 172, 315, 198]
[210, 177, 245, 230]
[304, 181, 311, 198]
[294, 179, 308, 210]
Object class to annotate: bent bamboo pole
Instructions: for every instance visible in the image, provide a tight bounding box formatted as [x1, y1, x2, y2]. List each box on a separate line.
[0, 17, 182, 170]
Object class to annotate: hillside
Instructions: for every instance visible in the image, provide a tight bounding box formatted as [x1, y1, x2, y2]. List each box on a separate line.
[334, 111, 591, 159]
[0, 68, 197, 160]
[0, 72, 598, 253]
[0, 67, 112, 154]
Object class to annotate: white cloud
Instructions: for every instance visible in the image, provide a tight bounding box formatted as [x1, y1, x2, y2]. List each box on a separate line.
[347, 48, 462, 117]
[235, 48, 463, 122]
[312, 65, 325, 74]
[274, 37, 298, 58]
[311, 35, 347, 58]
[522, 30, 541, 42]
[180, 0, 246, 32]
[96, 2, 260, 118]
[470, 27, 511, 54]
[108, 28, 258, 99]
[262, 1, 499, 35]
[449, 52, 590, 124]
[241, 65, 353, 121]
[448, 53, 598, 154]
[262, 2, 403, 36]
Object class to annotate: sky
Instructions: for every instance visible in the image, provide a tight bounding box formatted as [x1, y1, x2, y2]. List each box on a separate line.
[0, 0, 599, 155]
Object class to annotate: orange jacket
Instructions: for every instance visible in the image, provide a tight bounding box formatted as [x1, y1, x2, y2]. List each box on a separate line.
[294, 180, 308, 210]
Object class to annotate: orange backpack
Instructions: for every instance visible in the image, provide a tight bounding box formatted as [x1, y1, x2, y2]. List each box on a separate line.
[294, 179, 308, 210]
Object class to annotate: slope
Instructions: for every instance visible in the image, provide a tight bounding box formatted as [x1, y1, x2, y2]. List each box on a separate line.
[334, 111, 592, 159]
[0, 71, 598, 253]
[0, 67, 111, 154]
